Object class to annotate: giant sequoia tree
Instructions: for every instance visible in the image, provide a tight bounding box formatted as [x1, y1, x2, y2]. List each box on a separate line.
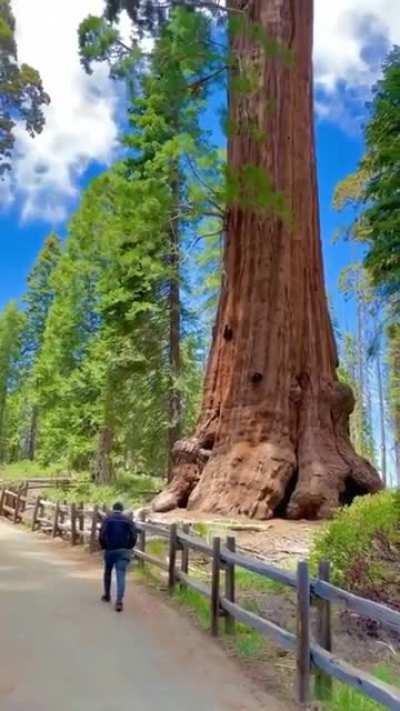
[154, 0, 381, 519]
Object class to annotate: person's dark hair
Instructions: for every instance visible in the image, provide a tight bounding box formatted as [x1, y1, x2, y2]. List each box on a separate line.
[113, 502, 124, 512]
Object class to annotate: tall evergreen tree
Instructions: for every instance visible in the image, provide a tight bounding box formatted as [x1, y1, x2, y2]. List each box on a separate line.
[19, 234, 62, 459]
[0, 302, 24, 461]
[80, 5, 223, 478]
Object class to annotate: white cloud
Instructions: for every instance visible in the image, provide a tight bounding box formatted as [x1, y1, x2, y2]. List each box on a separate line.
[314, 0, 400, 124]
[7, 0, 120, 223]
[4, 0, 400, 222]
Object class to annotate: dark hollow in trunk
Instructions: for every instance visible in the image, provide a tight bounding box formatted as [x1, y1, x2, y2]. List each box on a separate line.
[153, 0, 381, 519]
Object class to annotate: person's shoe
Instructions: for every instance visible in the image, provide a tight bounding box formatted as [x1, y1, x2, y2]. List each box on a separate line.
[115, 601, 123, 612]
[101, 594, 111, 602]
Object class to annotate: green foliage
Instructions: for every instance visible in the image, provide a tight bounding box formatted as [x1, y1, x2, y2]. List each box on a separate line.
[310, 490, 400, 589]
[325, 666, 399, 711]
[338, 265, 376, 464]
[334, 47, 400, 312]
[0, 302, 25, 461]
[364, 47, 400, 305]
[0, 9, 221, 481]
[0, 0, 49, 174]
[225, 164, 289, 220]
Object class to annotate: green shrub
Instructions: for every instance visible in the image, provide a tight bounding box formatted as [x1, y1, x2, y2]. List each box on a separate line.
[310, 491, 400, 588]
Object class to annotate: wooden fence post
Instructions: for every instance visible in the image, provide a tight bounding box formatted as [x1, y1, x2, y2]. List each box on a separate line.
[32, 496, 41, 531]
[137, 511, 146, 568]
[89, 505, 99, 553]
[315, 560, 333, 701]
[168, 523, 177, 592]
[297, 561, 311, 705]
[21, 482, 28, 513]
[224, 536, 236, 634]
[13, 489, 21, 524]
[181, 523, 190, 579]
[0, 486, 5, 517]
[211, 537, 221, 637]
[52, 501, 60, 538]
[71, 503, 78, 546]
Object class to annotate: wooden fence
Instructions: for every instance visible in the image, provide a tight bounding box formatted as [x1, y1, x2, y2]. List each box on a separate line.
[1, 485, 400, 709]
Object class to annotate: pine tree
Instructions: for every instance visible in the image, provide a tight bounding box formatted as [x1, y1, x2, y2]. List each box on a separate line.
[79, 5, 223, 479]
[0, 302, 25, 461]
[338, 264, 376, 466]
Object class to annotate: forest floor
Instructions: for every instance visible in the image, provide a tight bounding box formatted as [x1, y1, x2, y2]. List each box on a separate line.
[0, 518, 288, 711]
[153, 509, 321, 565]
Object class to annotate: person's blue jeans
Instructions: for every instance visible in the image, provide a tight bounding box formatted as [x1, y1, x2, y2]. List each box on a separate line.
[103, 549, 131, 603]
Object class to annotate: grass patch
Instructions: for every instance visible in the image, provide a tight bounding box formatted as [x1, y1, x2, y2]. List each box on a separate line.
[173, 586, 211, 631]
[146, 539, 167, 559]
[325, 665, 399, 711]
[232, 623, 265, 658]
[0, 460, 64, 481]
[172, 582, 266, 659]
[47, 473, 162, 509]
[235, 568, 289, 595]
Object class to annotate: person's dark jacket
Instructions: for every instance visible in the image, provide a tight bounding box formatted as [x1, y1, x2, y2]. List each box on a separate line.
[99, 512, 137, 551]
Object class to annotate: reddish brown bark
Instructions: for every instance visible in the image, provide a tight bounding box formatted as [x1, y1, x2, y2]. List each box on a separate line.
[153, 0, 381, 519]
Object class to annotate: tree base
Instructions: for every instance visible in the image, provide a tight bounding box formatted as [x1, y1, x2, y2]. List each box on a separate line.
[153, 385, 382, 520]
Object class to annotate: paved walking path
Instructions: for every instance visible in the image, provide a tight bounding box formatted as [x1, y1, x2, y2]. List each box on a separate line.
[0, 520, 288, 711]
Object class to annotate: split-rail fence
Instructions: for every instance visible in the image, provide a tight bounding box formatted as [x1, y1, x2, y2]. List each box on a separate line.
[1, 480, 399, 709]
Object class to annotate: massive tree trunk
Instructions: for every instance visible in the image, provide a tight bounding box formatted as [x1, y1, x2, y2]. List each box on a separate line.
[154, 0, 381, 519]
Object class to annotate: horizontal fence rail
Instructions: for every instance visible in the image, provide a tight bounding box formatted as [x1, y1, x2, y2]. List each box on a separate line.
[1, 482, 400, 709]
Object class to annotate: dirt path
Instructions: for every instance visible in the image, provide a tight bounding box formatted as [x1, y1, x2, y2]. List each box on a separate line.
[0, 520, 290, 711]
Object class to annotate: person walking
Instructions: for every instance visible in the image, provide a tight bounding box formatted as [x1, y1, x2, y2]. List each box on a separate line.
[99, 502, 137, 612]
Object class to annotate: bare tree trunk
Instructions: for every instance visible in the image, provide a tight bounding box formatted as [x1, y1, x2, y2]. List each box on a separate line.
[154, 0, 381, 519]
[376, 350, 387, 486]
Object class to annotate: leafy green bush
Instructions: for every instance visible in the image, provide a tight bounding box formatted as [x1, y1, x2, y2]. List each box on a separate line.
[311, 491, 400, 589]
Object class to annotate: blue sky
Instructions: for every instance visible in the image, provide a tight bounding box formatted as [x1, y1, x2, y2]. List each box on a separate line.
[1, 0, 399, 336]
[0, 110, 365, 329]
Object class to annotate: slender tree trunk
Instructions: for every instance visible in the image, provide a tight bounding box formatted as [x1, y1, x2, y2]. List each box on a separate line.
[93, 426, 115, 484]
[388, 325, 400, 488]
[27, 405, 38, 461]
[376, 350, 387, 486]
[154, 0, 381, 519]
[93, 383, 115, 484]
[167, 186, 182, 482]
[395, 442, 400, 489]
